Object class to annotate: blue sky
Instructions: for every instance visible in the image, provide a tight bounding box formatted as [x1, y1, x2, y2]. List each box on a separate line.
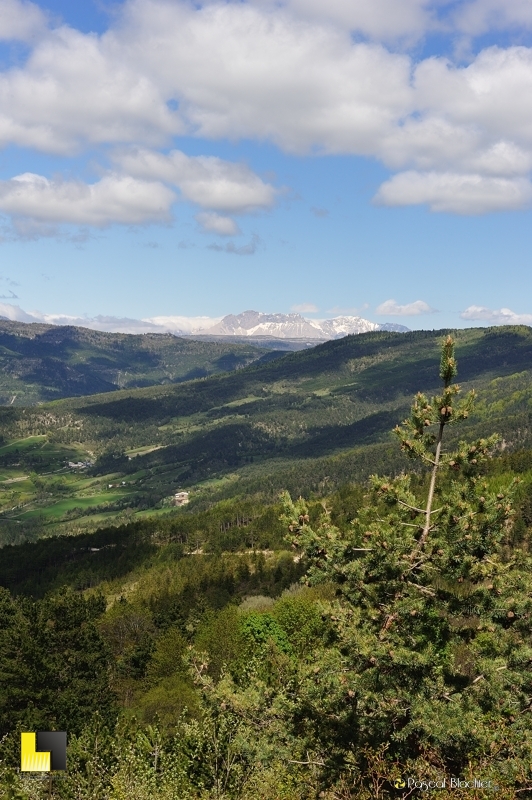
[1, 0, 532, 333]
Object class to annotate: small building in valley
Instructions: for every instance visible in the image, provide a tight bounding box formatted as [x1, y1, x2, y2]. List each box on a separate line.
[173, 491, 190, 506]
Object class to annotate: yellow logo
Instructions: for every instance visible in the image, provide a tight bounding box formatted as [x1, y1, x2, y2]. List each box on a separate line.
[21, 733, 50, 772]
[394, 778, 406, 789]
[20, 732, 67, 772]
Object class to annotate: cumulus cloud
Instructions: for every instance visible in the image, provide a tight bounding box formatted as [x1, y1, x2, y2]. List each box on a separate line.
[460, 305, 532, 325]
[250, 0, 433, 41]
[0, 146, 275, 233]
[0, 1, 413, 155]
[0, 302, 38, 322]
[375, 171, 532, 214]
[0, 1, 531, 215]
[452, 0, 532, 36]
[0, 0, 46, 42]
[412, 47, 532, 152]
[291, 303, 319, 312]
[265, 0, 532, 41]
[0, 302, 222, 334]
[0, 23, 181, 154]
[115, 148, 276, 213]
[196, 212, 240, 236]
[376, 299, 437, 316]
[0, 172, 175, 226]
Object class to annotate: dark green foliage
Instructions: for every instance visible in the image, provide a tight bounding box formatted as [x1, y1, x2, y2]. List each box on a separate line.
[0, 588, 116, 738]
[2, 333, 532, 797]
[241, 612, 293, 656]
[3, 325, 532, 541]
[0, 524, 158, 596]
[0, 319, 272, 405]
[277, 338, 532, 795]
[195, 606, 246, 679]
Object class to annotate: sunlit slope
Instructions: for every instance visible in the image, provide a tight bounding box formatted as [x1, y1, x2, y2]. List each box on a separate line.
[1, 326, 531, 536]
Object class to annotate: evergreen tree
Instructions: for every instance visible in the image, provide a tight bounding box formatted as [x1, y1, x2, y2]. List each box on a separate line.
[0, 589, 116, 738]
[282, 336, 532, 797]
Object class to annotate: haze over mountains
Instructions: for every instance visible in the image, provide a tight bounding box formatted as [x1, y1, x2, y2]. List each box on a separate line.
[0, 303, 408, 339]
[199, 311, 408, 339]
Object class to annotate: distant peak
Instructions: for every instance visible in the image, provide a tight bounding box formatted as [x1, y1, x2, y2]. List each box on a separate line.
[202, 311, 409, 340]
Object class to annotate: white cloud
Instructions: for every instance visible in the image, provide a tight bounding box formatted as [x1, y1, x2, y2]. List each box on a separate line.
[0, 1, 413, 155]
[0, 172, 175, 226]
[0, 302, 223, 333]
[460, 305, 532, 326]
[115, 148, 276, 212]
[0, 1, 532, 216]
[143, 315, 223, 333]
[0, 147, 275, 233]
[0, 0, 46, 41]
[0, 23, 181, 154]
[250, 0, 433, 42]
[196, 212, 240, 236]
[0, 302, 37, 322]
[452, 0, 532, 36]
[376, 299, 437, 316]
[413, 47, 532, 149]
[375, 171, 532, 214]
[291, 303, 319, 313]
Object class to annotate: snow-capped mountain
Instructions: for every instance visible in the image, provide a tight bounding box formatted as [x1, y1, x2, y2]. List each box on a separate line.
[0, 302, 408, 338]
[202, 311, 408, 340]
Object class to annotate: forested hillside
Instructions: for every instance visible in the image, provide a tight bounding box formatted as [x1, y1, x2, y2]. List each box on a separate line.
[1, 336, 532, 798]
[1, 326, 532, 542]
[0, 320, 276, 404]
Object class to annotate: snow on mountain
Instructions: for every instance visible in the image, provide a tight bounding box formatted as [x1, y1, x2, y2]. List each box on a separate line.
[206, 311, 325, 338]
[378, 322, 411, 333]
[202, 311, 408, 339]
[0, 303, 409, 338]
[317, 316, 380, 338]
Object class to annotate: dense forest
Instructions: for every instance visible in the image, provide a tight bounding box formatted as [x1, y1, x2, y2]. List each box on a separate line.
[0, 320, 278, 405]
[1, 335, 532, 797]
[2, 326, 532, 544]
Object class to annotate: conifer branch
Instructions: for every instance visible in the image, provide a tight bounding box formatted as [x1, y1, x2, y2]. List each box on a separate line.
[397, 500, 427, 514]
[288, 758, 326, 767]
[397, 499, 442, 515]
[406, 581, 435, 596]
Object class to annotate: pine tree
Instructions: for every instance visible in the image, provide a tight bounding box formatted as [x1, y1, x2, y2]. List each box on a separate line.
[282, 336, 532, 798]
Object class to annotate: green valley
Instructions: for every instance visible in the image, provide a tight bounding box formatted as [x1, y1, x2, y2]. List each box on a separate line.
[2, 332, 532, 799]
[1, 325, 532, 542]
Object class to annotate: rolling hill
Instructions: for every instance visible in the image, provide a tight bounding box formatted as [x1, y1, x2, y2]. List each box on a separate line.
[1, 325, 531, 541]
[0, 319, 283, 405]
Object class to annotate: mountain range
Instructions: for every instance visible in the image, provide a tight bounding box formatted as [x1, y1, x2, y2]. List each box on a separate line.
[0, 303, 408, 338]
[0, 312, 407, 405]
[192, 310, 408, 339]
